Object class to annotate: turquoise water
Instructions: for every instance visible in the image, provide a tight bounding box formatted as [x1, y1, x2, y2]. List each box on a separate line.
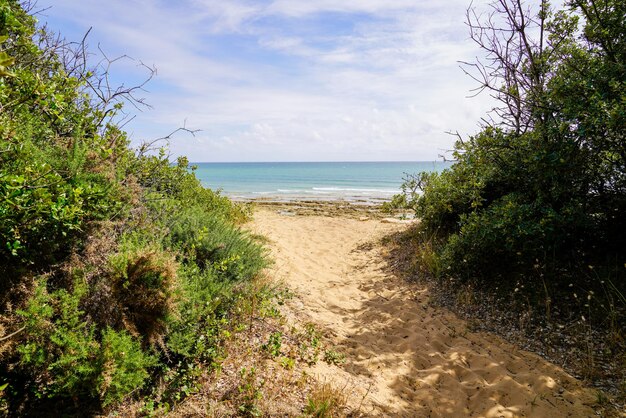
[193, 161, 453, 202]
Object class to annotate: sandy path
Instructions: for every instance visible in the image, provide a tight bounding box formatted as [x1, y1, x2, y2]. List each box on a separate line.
[251, 209, 597, 417]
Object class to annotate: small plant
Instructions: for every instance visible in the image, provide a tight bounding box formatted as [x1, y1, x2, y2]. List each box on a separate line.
[160, 361, 203, 405]
[274, 286, 295, 305]
[298, 324, 322, 365]
[323, 349, 346, 366]
[259, 299, 281, 318]
[278, 356, 295, 370]
[0, 382, 8, 415]
[237, 367, 264, 417]
[262, 332, 282, 358]
[304, 381, 347, 418]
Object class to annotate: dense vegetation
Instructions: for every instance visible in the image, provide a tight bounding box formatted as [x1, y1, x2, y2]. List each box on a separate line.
[396, 0, 625, 387]
[0, 0, 267, 414]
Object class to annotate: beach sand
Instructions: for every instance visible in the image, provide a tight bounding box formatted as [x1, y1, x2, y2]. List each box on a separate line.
[251, 207, 598, 417]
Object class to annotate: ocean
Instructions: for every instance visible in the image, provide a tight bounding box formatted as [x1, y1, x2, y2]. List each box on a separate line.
[192, 161, 453, 203]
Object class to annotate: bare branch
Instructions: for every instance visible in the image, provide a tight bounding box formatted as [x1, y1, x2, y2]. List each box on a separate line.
[0, 326, 25, 342]
[28, 23, 157, 139]
[136, 122, 201, 158]
[462, 0, 554, 135]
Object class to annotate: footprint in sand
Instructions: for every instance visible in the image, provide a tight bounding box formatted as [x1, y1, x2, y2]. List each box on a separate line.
[252, 209, 598, 417]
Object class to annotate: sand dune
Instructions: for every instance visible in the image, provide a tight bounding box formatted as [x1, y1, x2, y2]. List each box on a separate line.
[251, 209, 597, 417]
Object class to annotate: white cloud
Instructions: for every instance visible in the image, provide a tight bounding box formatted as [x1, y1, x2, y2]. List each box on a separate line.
[40, 0, 495, 161]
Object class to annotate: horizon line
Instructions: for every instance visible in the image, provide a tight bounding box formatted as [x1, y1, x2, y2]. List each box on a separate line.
[188, 160, 453, 164]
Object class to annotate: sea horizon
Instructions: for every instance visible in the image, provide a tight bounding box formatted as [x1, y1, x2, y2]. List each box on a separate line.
[191, 161, 453, 203]
[190, 160, 446, 163]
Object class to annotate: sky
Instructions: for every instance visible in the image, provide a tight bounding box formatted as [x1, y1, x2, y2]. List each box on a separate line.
[37, 0, 495, 162]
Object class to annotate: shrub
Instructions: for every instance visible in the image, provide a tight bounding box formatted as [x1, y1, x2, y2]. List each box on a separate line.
[98, 328, 156, 407]
[0, 1, 269, 412]
[17, 278, 100, 401]
[165, 264, 232, 361]
[133, 154, 247, 224]
[399, 0, 625, 327]
[165, 206, 267, 282]
[0, 0, 134, 297]
[16, 278, 154, 407]
[108, 244, 178, 345]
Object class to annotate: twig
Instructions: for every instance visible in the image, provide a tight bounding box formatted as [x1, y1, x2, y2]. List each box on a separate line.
[0, 326, 26, 342]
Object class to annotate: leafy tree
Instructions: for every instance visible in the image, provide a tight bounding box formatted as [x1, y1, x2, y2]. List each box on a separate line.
[408, 0, 625, 293]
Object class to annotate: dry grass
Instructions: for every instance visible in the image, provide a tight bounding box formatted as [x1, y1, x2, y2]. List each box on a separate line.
[170, 303, 313, 416]
[303, 381, 349, 418]
[111, 277, 338, 417]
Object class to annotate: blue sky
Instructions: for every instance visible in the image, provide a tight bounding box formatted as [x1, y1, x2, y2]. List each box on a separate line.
[38, 0, 494, 162]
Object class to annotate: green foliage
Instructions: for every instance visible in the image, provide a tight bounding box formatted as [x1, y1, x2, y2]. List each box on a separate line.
[98, 328, 157, 406]
[0, 0, 268, 413]
[399, 0, 626, 328]
[0, 382, 7, 414]
[237, 367, 264, 417]
[15, 278, 154, 406]
[164, 206, 266, 282]
[323, 349, 345, 366]
[262, 332, 282, 358]
[402, 2, 626, 280]
[156, 360, 203, 407]
[381, 173, 423, 213]
[298, 323, 322, 365]
[0, 0, 133, 286]
[277, 356, 295, 370]
[165, 265, 231, 362]
[17, 278, 100, 400]
[134, 154, 248, 224]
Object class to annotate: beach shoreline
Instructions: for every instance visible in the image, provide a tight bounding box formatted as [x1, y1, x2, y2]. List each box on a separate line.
[244, 198, 415, 220]
[227, 191, 398, 207]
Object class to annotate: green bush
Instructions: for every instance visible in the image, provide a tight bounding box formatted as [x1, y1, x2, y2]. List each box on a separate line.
[0, 136, 129, 273]
[165, 206, 267, 282]
[16, 278, 154, 406]
[165, 264, 232, 361]
[134, 154, 247, 224]
[0, 0, 268, 412]
[0, 0, 134, 290]
[17, 278, 100, 401]
[400, 0, 625, 308]
[108, 243, 178, 345]
[98, 328, 156, 407]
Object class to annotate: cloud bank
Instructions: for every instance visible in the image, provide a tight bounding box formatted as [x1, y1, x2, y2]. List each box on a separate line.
[40, 0, 494, 161]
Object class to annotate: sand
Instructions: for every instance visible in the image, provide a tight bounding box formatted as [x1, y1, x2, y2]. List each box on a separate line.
[251, 208, 598, 417]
